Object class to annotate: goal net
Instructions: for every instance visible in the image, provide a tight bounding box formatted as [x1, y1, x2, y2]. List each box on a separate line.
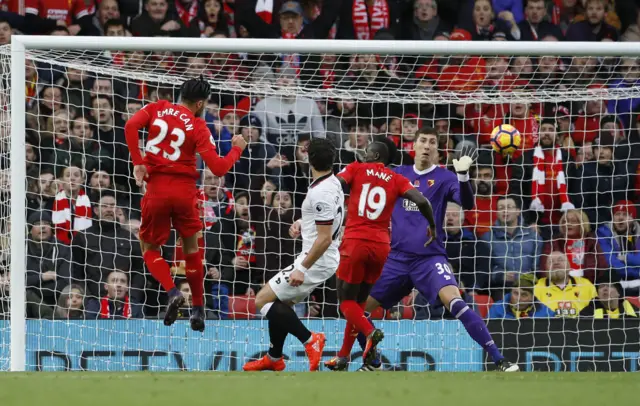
[1, 38, 639, 372]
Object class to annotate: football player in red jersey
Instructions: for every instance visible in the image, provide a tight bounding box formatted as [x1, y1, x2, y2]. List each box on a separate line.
[124, 77, 247, 331]
[325, 138, 437, 371]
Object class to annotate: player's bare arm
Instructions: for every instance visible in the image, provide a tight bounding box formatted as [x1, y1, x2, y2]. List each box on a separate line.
[403, 188, 437, 246]
[289, 223, 333, 287]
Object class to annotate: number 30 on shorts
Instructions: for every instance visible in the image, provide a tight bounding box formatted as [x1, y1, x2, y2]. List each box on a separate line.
[435, 263, 452, 280]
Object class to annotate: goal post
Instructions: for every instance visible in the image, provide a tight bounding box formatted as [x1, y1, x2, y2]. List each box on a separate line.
[4, 35, 640, 372]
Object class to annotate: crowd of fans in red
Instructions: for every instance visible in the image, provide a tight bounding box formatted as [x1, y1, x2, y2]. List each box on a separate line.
[0, 0, 639, 322]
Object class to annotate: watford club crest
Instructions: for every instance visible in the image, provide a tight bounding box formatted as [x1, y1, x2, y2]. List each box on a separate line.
[428, 179, 436, 187]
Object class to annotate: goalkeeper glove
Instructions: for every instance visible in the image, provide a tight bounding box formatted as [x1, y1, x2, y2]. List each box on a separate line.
[452, 155, 474, 182]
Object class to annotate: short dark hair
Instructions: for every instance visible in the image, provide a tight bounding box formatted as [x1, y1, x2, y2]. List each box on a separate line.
[344, 118, 371, 132]
[415, 126, 438, 139]
[180, 76, 211, 103]
[104, 19, 125, 33]
[308, 138, 336, 171]
[49, 26, 69, 35]
[375, 136, 398, 166]
[497, 194, 522, 209]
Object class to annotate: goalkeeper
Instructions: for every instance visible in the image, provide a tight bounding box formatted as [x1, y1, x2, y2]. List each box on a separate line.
[354, 129, 519, 372]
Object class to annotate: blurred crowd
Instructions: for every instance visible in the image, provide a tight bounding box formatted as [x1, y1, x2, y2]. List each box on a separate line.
[0, 0, 640, 321]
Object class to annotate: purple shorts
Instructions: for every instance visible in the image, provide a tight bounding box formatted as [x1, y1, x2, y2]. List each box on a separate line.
[369, 251, 458, 309]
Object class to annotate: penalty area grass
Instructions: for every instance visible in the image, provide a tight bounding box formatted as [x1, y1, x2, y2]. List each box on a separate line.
[0, 372, 635, 406]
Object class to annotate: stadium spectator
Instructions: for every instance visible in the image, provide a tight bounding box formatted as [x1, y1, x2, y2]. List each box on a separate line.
[571, 133, 631, 225]
[597, 200, 640, 292]
[104, 18, 127, 36]
[26, 211, 71, 308]
[325, 99, 358, 148]
[52, 165, 93, 245]
[535, 251, 597, 317]
[159, 279, 218, 320]
[53, 284, 86, 319]
[85, 269, 144, 319]
[565, 0, 618, 41]
[540, 209, 607, 283]
[92, 0, 120, 35]
[263, 189, 300, 279]
[24, 0, 96, 35]
[254, 67, 325, 154]
[458, 0, 517, 41]
[237, 0, 339, 39]
[201, 168, 237, 244]
[186, 0, 230, 37]
[87, 170, 115, 203]
[71, 193, 145, 303]
[130, 0, 188, 37]
[530, 118, 575, 237]
[27, 168, 56, 220]
[231, 114, 281, 192]
[445, 202, 490, 292]
[515, 0, 563, 41]
[90, 96, 130, 187]
[398, 0, 452, 41]
[338, 118, 371, 167]
[481, 195, 542, 295]
[336, 0, 400, 40]
[580, 271, 639, 318]
[465, 158, 499, 236]
[219, 192, 265, 296]
[0, 17, 11, 45]
[280, 133, 312, 203]
[488, 273, 555, 318]
[607, 58, 640, 129]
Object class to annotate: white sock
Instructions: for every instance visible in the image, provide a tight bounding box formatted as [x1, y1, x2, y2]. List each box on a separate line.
[260, 301, 274, 317]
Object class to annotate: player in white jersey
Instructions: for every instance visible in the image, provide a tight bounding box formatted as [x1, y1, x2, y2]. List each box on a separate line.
[243, 138, 344, 373]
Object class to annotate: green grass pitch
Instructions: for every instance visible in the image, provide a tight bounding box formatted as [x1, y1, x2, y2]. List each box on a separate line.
[0, 372, 636, 406]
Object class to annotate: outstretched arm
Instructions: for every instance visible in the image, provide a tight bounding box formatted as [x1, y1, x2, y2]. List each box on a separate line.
[403, 188, 437, 245]
[453, 154, 476, 211]
[197, 128, 248, 177]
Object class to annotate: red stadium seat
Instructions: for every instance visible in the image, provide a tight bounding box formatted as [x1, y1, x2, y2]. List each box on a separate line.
[229, 295, 257, 319]
[473, 294, 493, 319]
[370, 307, 386, 320]
[401, 295, 414, 319]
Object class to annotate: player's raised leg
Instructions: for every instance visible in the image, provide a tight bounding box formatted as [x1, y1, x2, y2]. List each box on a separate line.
[242, 281, 325, 372]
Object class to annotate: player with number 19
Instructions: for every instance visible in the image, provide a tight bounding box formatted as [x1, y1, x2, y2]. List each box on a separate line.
[361, 127, 519, 372]
[124, 77, 247, 332]
[324, 139, 437, 371]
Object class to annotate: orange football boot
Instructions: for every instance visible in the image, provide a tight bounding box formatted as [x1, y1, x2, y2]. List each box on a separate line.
[304, 332, 326, 371]
[242, 355, 286, 372]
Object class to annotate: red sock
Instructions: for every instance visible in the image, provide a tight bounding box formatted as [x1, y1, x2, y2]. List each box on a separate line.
[340, 300, 375, 338]
[338, 322, 358, 358]
[143, 250, 175, 292]
[184, 252, 204, 307]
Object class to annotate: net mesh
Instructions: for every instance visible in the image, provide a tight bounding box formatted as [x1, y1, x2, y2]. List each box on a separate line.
[1, 44, 639, 372]
[0, 47, 10, 372]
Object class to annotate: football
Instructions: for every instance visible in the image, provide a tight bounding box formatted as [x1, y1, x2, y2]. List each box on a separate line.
[490, 124, 522, 156]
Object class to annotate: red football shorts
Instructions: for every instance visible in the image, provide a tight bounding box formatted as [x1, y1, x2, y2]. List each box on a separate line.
[139, 179, 202, 246]
[337, 239, 391, 285]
